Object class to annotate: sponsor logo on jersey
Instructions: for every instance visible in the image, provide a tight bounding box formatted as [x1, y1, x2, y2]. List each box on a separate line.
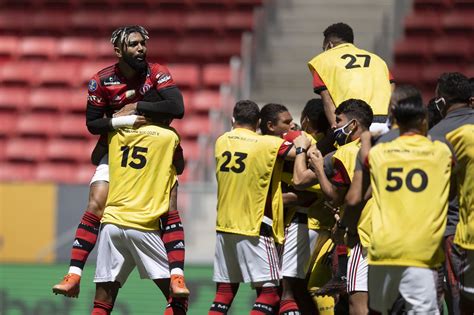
[156, 73, 171, 84]
[103, 76, 122, 86]
[87, 95, 102, 103]
[88, 79, 98, 92]
[140, 84, 151, 95]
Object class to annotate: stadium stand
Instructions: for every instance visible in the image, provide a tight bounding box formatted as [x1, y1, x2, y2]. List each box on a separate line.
[0, 0, 262, 183]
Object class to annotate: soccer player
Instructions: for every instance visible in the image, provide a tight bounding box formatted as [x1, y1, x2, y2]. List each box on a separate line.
[429, 72, 474, 315]
[53, 25, 189, 298]
[91, 121, 187, 315]
[307, 22, 394, 132]
[295, 99, 374, 315]
[362, 97, 453, 314]
[209, 100, 293, 315]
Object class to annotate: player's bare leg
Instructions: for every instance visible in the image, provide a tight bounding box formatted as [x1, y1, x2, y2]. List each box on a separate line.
[53, 181, 109, 298]
[349, 292, 368, 315]
[162, 183, 190, 297]
[91, 281, 119, 315]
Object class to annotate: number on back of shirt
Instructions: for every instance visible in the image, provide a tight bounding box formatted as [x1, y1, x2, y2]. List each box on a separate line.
[219, 151, 248, 173]
[385, 167, 428, 192]
[121, 146, 148, 169]
[341, 54, 371, 69]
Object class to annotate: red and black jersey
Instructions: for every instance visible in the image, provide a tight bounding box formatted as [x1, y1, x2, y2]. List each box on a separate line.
[87, 62, 176, 116]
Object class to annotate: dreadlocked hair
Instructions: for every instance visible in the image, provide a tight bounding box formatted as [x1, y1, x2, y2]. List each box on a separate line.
[110, 25, 149, 50]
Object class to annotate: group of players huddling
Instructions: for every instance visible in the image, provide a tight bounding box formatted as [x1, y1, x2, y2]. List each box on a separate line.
[50, 22, 473, 315]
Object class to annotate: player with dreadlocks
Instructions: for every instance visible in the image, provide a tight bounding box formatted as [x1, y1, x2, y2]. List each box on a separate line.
[52, 25, 190, 300]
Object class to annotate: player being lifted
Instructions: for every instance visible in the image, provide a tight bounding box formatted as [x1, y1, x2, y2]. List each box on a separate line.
[53, 25, 189, 298]
[209, 100, 295, 315]
[91, 118, 187, 315]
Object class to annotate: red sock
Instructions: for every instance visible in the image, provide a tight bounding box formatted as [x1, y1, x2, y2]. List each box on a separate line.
[279, 299, 300, 315]
[250, 287, 280, 314]
[160, 210, 185, 272]
[209, 283, 239, 314]
[70, 211, 101, 270]
[91, 300, 113, 315]
[164, 297, 188, 315]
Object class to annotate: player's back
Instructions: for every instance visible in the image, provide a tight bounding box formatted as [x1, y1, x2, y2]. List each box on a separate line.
[214, 128, 283, 236]
[103, 124, 179, 231]
[308, 43, 391, 115]
[368, 134, 452, 268]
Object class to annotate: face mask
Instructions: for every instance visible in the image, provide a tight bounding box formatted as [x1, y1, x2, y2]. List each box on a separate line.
[333, 119, 355, 146]
[434, 97, 446, 117]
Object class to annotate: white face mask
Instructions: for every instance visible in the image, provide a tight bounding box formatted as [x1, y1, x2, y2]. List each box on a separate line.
[333, 119, 355, 146]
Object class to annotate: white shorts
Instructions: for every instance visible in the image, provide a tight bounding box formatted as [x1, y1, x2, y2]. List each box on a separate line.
[308, 228, 319, 255]
[347, 242, 368, 293]
[460, 249, 474, 300]
[370, 122, 389, 135]
[213, 232, 280, 286]
[280, 214, 319, 279]
[94, 224, 170, 286]
[90, 154, 109, 185]
[369, 265, 439, 314]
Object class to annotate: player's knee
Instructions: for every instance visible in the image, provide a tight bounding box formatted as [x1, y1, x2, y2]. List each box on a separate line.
[87, 182, 108, 216]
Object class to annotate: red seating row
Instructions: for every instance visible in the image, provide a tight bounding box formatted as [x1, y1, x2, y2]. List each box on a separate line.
[0, 35, 242, 63]
[0, 87, 221, 114]
[0, 10, 254, 36]
[0, 162, 95, 183]
[413, 0, 474, 11]
[391, 63, 474, 86]
[404, 12, 474, 38]
[0, 60, 231, 89]
[394, 37, 473, 63]
[0, 112, 214, 139]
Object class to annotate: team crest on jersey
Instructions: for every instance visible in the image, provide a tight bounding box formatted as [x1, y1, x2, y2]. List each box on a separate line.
[88, 79, 98, 92]
[140, 84, 151, 95]
[156, 73, 171, 84]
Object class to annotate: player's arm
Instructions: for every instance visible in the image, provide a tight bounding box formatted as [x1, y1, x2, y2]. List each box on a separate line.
[311, 69, 336, 126]
[292, 134, 318, 189]
[309, 150, 348, 206]
[173, 143, 185, 175]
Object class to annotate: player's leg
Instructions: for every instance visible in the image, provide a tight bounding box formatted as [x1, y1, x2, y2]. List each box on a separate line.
[153, 278, 188, 315]
[91, 223, 135, 315]
[368, 265, 401, 315]
[459, 249, 474, 315]
[53, 156, 109, 297]
[210, 233, 242, 314]
[347, 243, 369, 315]
[398, 266, 439, 314]
[251, 284, 280, 315]
[160, 183, 189, 297]
[91, 282, 120, 315]
[443, 235, 463, 315]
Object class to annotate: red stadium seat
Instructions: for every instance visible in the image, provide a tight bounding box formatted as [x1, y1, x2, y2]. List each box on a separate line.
[34, 162, 76, 183]
[71, 11, 110, 35]
[68, 89, 88, 112]
[79, 61, 114, 86]
[0, 61, 42, 86]
[57, 114, 90, 139]
[0, 113, 18, 137]
[404, 13, 441, 37]
[176, 38, 216, 61]
[224, 12, 254, 31]
[394, 38, 431, 62]
[177, 115, 210, 138]
[146, 12, 184, 34]
[180, 90, 194, 113]
[17, 113, 58, 137]
[0, 10, 30, 34]
[413, 0, 453, 11]
[75, 163, 97, 184]
[214, 37, 242, 59]
[184, 12, 224, 33]
[31, 10, 72, 34]
[421, 63, 462, 84]
[391, 64, 422, 85]
[0, 36, 20, 60]
[0, 139, 5, 161]
[97, 39, 115, 60]
[58, 37, 95, 59]
[145, 37, 179, 62]
[29, 88, 70, 112]
[180, 140, 200, 161]
[202, 64, 231, 87]
[37, 61, 81, 87]
[453, 0, 474, 9]
[432, 38, 471, 61]
[107, 10, 150, 31]
[45, 138, 89, 162]
[192, 90, 221, 113]
[0, 87, 30, 111]
[167, 64, 200, 89]
[442, 12, 474, 35]
[0, 162, 35, 181]
[5, 138, 47, 162]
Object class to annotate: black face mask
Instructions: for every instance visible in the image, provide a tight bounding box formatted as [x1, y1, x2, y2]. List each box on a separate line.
[122, 52, 148, 75]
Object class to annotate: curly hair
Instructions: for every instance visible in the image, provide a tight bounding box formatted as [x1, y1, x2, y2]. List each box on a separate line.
[323, 22, 354, 44]
[437, 72, 471, 104]
[110, 25, 149, 50]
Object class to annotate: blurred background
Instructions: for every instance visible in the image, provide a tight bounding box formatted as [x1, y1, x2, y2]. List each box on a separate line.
[0, 0, 473, 313]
